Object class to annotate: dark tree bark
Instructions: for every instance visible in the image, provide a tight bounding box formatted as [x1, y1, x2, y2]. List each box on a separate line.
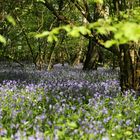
[119, 45, 140, 92]
[83, 37, 99, 70]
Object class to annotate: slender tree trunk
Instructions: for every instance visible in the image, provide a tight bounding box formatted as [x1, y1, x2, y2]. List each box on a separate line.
[83, 37, 99, 70]
[73, 46, 83, 66]
[59, 51, 65, 66]
[35, 52, 45, 71]
[47, 42, 57, 71]
[72, 39, 83, 66]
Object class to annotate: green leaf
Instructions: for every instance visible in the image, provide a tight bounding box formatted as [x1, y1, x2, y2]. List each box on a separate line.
[62, 25, 71, 32]
[118, 37, 128, 44]
[123, 23, 140, 41]
[51, 28, 60, 35]
[35, 31, 49, 38]
[114, 22, 140, 42]
[48, 36, 53, 42]
[67, 121, 77, 129]
[97, 27, 107, 34]
[114, 31, 123, 40]
[107, 26, 117, 32]
[57, 130, 65, 137]
[104, 40, 117, 48]
[52, 35, 58, 42]
[78, 26, 91, 35]
[47, 34, 58, 42]
[6, 15, 16, 26]
[68, 27, 80, 37]
[0, 35, 6, 45]
[124, 131, 132, 136]
[88, 22, 100, 29]
[28, 32, 37, 37]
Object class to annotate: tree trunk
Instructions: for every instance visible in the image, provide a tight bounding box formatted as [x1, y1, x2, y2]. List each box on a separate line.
[47, 42, 57, 71]
[119, 45, 140, 92]
[72, 42, 83, 66]
[83, 37, 99, 70]
[35, 53, 45, 70]
[73, 47, 83, 66]
[135, 48, 140, 92]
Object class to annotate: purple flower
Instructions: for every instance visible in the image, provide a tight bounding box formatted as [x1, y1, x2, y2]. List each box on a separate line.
[126, 119, 131, 126]
[0, 128, 7, 136]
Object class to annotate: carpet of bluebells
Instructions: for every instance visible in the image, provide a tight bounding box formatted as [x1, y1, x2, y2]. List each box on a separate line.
[0, 63, 140, 140]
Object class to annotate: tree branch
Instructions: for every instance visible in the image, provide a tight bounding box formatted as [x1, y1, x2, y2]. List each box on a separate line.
[82, 0, 91, 21]
[69, 0, 92, 22]
[41, 0, 71, 24]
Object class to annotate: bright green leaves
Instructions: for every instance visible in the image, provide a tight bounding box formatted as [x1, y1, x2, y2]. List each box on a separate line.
[35, 25, 91, 42]
[47, 34, 58, 42]
[96, 19, 140, 47]
[62, 25, 71, 32]
[35, 29, 60, 42]
[68, 26, 91, 37]
[68, 26, 81, 37]
[6, 15, 16, 26]
[104, 40, 118, 48]
[35, 17, 140, 47]
[97, 27, 107, 35]
[67, 121, 78, 129]
[78, 26, 91, 35]
[103, 22, 140, 47]
[0, 35, 6, 45]
[51, 28, 60, 35]
[113, 22, 140, 45]
[35, 31, 49, 38]
[120, 22, 140, 42]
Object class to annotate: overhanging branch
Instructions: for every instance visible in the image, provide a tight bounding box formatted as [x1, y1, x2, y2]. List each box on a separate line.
[42, 0, 71, 24]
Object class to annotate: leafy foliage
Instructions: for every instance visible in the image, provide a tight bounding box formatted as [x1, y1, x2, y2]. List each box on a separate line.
[0, 35, 6, 45]
[6, 15, 16, 26]
[35, 18, 140, 48]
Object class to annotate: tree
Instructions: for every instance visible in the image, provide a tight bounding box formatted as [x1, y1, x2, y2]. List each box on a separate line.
[0, 0, 140, 92]
[36, 0, 140, 92]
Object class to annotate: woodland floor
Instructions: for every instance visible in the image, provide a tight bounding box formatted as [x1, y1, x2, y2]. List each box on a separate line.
[0, 62, 139, 140]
